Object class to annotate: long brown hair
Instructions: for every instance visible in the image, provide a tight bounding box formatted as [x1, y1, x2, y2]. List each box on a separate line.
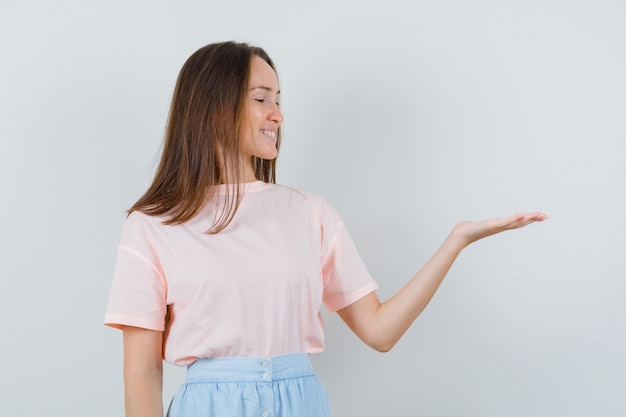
[129, 41, 281, 233]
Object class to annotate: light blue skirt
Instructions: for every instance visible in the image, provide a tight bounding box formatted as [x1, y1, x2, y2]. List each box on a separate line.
[166, 353, 332, 417]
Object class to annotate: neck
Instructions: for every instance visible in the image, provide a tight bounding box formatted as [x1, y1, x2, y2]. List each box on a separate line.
[218, 158, 257, 185]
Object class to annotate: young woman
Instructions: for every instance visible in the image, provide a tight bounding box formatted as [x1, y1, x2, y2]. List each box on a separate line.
[105, 41, 547, 417]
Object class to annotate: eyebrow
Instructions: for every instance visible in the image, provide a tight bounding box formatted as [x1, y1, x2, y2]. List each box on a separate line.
[250, 86, 280, 94]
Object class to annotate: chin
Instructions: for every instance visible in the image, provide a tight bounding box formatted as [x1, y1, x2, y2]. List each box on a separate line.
[256, 151, 278, 160]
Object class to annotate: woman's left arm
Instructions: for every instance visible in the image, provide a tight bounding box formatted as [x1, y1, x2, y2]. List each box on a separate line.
[336, 212, 548, 352]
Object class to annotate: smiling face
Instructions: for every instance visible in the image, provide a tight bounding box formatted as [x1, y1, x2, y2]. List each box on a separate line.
[240, 55, 284, 171]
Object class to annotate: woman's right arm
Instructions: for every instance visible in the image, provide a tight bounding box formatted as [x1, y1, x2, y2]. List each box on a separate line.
[122, 326, 164, 417]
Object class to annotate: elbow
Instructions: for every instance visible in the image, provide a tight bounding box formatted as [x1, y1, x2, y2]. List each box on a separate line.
[356, 323, 402, 353]
[372, 344, 393, 353]
[364, 335, 397, 353]
[372, 341, 395, 353]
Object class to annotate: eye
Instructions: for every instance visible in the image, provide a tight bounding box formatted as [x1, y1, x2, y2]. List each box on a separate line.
[253, 97, 280, 107]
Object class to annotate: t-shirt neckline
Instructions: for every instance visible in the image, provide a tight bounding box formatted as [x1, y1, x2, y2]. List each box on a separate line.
[214, 181, 272, 194]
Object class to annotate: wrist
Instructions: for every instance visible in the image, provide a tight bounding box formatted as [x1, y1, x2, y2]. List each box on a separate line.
[446, 226, 469, 252]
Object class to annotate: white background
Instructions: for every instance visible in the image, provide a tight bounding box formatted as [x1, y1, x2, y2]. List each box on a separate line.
[1, 0, 625, 416]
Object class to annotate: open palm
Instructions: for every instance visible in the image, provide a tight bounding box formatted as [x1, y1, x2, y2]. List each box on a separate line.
[453, 212, 549, 246]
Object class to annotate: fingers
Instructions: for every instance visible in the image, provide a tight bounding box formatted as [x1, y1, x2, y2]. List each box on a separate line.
[517, 212, 549, 220]
[503, 212, 549, 230]
[518, 212, 549, 224]
[452, 212, 548, 246]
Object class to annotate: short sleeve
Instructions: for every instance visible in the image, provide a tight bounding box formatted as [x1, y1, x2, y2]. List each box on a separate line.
[104, 213, 168, 331]
[318, 199, 378, 313]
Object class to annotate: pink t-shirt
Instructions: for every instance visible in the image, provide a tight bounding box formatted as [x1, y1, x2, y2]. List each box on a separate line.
[104, 181, 378, 365]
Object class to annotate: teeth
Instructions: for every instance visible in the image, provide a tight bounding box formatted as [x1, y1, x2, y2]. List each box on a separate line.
[261, 130, 276, 137]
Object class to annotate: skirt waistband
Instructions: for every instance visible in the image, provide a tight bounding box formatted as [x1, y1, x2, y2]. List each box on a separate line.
[185, 353, 315, 383]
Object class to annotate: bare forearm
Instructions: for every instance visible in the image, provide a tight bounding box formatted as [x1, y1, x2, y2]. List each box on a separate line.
[124, 368, 164, 417]
[373, 232, 465, 350]
[339, 231, 466, 351]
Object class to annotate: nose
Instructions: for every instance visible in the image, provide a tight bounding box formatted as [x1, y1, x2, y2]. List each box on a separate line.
[269, 102, 284, 125]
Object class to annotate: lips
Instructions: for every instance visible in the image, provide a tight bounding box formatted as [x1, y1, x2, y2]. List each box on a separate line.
[260, 129, 277, 139]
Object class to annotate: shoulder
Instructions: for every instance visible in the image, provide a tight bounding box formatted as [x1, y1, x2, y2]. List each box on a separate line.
[119, 210, 170, 243]
[269, 183, 343, 226]
[124, 210, 166, 229]
[268, 183, 333, 209]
